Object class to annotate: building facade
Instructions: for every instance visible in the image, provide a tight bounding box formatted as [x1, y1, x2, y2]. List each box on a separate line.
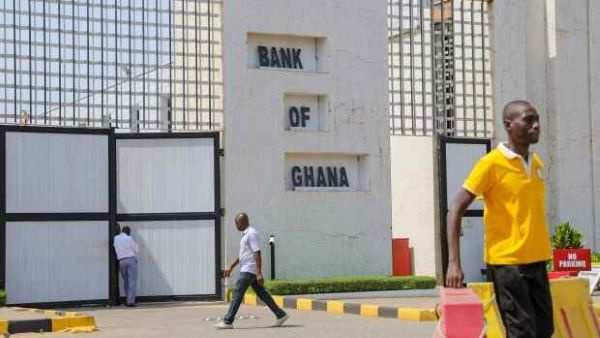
[0, 0, 599, 296]
[222, 0, 392, 279]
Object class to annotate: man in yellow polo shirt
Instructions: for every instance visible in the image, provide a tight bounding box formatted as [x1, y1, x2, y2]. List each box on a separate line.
[445, 100, 553, 337]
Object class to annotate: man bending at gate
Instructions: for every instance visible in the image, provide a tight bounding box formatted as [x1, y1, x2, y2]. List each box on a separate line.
[215, 212, 289, 329]
[114, 225, 139, 307]
[445, 100, 554, 337]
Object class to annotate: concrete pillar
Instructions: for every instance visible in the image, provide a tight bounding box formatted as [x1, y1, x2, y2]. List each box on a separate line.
[489, 0, 553, 168]
[589, 0, 600, 249]
[491, 0, 600, 248]
[222, 0, 392, 279]
[552, 0, 598, 248]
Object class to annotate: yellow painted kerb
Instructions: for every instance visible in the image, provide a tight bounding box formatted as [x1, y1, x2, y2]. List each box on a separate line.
[239, 293, 438, 322]
[360, 304, 379, 317]
[398, 308, 421, 321]
[326, 301, 345, 314]
[0, 320, 8, 334]
[273, 295, 284, 308]
[296, 298, 313, 311]
[244, 294, 257, 306]
[397, 308, 437, 321]
[52, 316, 96, 332]
[419, 309, 438, 321]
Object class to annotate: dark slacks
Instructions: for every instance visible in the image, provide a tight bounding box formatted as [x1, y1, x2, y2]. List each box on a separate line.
[224, 272, 286, 324]
[487, 261, 554, 338]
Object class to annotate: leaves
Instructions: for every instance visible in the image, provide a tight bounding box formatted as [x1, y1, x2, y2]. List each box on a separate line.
[550, 222, 584, 249]
[242, 276, 437, 296]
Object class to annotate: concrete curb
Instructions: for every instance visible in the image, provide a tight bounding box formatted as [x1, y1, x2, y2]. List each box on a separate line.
[0, 307, 96, 334]
[242, 294, 437, 322]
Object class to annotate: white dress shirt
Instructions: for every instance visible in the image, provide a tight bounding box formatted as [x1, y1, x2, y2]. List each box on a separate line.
[239, 226, 260, 274]
[114, 233, 139, 260]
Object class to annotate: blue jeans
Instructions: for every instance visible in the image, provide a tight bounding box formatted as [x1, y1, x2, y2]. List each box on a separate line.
[119, 257, 137, 305]
[224, 272, 286, 324]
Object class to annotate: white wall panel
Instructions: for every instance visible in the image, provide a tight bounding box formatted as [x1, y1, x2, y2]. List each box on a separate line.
[117, 138, 215, 214]
[6, 221, 108, 304]
[6, 132, 108, 213]
[119, 220, 216, 296]
[460, 217, 485, 283]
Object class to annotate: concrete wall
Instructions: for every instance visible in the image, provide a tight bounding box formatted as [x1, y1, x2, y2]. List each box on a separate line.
[222, 0, 392, 279]
[591, 0, 600, 250]
[490, 0, 600, 248]
[390, 136, 439, 277]
[552, 0, 599, 248]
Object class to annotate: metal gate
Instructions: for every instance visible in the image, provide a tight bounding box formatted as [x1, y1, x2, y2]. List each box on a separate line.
[438, 136, 490, 283]
[0, 125, 220, 306]
[114, 133, 221, 302]
[388, 0, 493, 137]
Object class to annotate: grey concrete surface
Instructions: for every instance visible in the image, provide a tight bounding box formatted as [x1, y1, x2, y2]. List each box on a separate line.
[10, 302, 437, 338]
[0, 307, 49, 321]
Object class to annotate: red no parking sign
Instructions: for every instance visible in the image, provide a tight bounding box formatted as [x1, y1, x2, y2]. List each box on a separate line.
[553, 249, 591, 272]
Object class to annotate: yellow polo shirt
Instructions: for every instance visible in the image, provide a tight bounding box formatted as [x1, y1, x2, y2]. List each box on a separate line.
[463, 143, 552, 265]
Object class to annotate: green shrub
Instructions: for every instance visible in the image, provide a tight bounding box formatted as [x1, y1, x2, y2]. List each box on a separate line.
[551, 222, 584, 249]
[592, 252, 600, 263]
[0, 290, 5, 305]
[546, 259, 553, 272]
[243, 275, 436, 296]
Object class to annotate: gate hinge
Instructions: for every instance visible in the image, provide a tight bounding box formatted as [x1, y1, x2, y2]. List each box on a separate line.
[219, 208, 225, 217]
[219, 148, 224, 156]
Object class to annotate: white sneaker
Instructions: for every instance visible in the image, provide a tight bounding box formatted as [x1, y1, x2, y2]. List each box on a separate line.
[214, 321, 233, 329]
[273, 314, 289, 327]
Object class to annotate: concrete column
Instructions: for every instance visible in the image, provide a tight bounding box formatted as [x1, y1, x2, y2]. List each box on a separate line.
[489, 0, 558, 227]
[222, 0, 392, 279]
[491, 0, 600, 248]
[489, 0, 553, 165]
[589, 0, 600, 248]
[553, 0, 596, 247]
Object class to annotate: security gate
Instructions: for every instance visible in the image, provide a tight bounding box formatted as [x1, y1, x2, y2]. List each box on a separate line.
[2, 126, 111, 306]
[114, 134, 220, 302]
[439, 136, 490, 283]
[0, 125, 220, 306]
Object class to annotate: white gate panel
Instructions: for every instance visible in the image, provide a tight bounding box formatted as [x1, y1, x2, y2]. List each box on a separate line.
[445, 142, 489, 283]
[459, 217, 485, 282]
[116, 138, 215, 214]
[119, 220, 216, 296]
[6, 221, 108, 304]
[445, 143, 488, 212]
[5, 132, 108, 213]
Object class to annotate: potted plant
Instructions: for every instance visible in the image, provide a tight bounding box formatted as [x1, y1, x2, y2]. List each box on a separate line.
[551, 222, 591, 274]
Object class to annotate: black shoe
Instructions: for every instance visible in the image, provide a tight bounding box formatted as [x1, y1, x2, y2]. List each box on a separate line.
[126, 303, 136, 307]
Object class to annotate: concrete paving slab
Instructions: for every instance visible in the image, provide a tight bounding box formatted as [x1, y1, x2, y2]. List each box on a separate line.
[0, 308, 49, 321]
[9, 302, 437, 338]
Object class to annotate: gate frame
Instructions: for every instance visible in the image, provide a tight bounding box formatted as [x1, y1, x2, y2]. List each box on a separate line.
[113, 132, 222, 304]
[0, 124, 114, 307]
[0, 125, 221, 307]
[438, 136, 491, 283]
